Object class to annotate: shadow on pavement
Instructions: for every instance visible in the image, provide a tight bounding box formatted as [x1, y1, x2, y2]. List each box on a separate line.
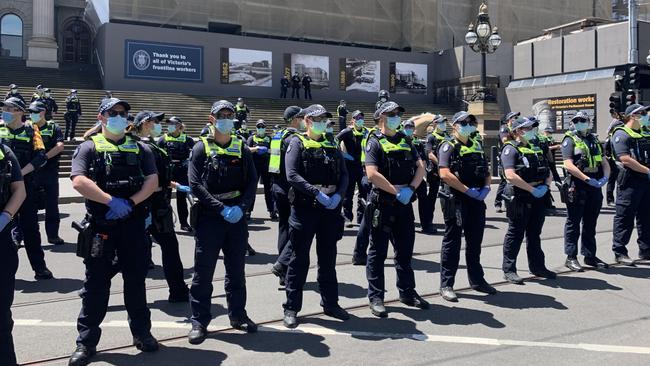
[304, 313, 426, 341]
[248, 224, 271, 232]
[94, 344, 227, 365]
[304, 280, 367, 299]
[529, 275, 623, 291]
[44, 243, 78, 253]
[242, 251, 276, 265]
[146, 266, 194, 281]
[149, 298, 192, 318]
[216, 328, 330, 357]
[603, 265, 650, 279]
[393, 303, 506, 328]
[462, 290, 568, 310]
[15, 277, 84, 294]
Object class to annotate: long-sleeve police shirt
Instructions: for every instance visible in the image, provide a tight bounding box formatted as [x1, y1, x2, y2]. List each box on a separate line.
[188, 140, 257, 213]
[284, 135, 348, 198]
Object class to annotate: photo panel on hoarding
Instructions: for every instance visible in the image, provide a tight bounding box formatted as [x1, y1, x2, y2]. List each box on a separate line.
[339, 58, 381, 92]
[285, 54, 330, 89]
[221, 48, 273, 87]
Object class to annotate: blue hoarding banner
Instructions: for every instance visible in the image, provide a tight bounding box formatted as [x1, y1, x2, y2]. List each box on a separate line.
[125, 40, 203, 82]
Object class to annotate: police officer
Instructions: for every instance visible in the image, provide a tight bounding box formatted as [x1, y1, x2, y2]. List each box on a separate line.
[404, 119, 433, 234]
[132, 110, 190, 302]
[0, 136, 26, 366]
[30, 85, 44, 103]
[68, 98, 160, 365]
[494, 111, 520, 213]
[501, 117, 556, 284]
[40, 88, 58, 122]
[29, 101, 65, 244]
[542, 125, 562, 183]
[530, 118, 557, 214]
[611, 104, 650, 265]
[65, 89, 82, 141]
[99, 90, 112, 108]
[270, 106, 303, 285]
[560, 112, 610, 271]
[302, 73, 313, 100]
[325, 119, 336, 141]
[158, 116, 195, 231]
[4, 84, 24, 103]
[280, 74, 289, 98]
[282, 104, 349, 328]
[605, 117, 624, 206]
[247, 119, 274, 219]
[0, 98, 51, 279]
[187, 100, 258, 345]
[337, 100, 349, 132]
[235, 97, 250, 129]
[365, 101, 429, 317]
[423, 114, 451, 234]
[337, 110, 368, 223]
[437, 112, 495, 301]
[376, 90, 390, 111]
[291, 72, 301, 99]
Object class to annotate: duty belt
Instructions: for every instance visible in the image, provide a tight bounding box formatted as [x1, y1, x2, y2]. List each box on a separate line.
[213, 190, 241, 200]
[313, 184, 337, 194]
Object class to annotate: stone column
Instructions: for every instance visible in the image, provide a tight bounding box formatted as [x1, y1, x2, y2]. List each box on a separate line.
[27, 0, 59, 68]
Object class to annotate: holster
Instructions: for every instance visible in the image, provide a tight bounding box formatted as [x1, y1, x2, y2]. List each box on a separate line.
[369, 191, 396, 233]
[288, 187, 319, 208]
[78, 215, 115, 260]
[190, 203, 200, 228]
[506, 198, 530, 221]
[73, 218, 93, 259]
[559, 176, 572, 204]
[439, 185, 462, 227]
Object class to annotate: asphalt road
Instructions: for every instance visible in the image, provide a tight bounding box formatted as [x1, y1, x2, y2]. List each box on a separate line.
[10, 188, 650, 365]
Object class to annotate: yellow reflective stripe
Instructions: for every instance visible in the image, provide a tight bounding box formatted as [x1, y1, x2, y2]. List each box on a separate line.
[458, 138, 484, 156]
[615, 126, 643, 139]
[91, 134, 140, 153]
[297, 134, 336, 149]
[0, 147, 4, 160]
[164, 133, 187, 143]
[378, 137, 411, 153]
[200, 136, 242, 157]
[564, 132, 603, 169]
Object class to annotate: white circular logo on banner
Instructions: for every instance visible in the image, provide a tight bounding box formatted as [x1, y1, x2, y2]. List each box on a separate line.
[133, 50, 151, 71]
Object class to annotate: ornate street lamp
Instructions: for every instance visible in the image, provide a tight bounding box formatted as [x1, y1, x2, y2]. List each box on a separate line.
[465, 2, 501, 101]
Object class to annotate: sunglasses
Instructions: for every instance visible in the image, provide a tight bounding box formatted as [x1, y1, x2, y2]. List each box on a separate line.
[311, 116, 327, 122]
[214, 112, 234, 119]
[353, 115, 365, 120]
[573, 118, 588, 123]
[1, 107, 20, 113]
[107, 110, 128, 118]
[385, 111, 403, 118]
[456, 119, 476, 127]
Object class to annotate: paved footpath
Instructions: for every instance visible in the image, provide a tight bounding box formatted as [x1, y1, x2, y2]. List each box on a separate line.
[11, 187, 650, 365]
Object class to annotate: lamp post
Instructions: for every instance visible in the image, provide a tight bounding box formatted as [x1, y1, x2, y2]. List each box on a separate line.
[465, 2, 501, 101]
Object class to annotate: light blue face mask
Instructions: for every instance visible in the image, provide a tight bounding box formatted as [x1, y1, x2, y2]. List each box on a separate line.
[151, 123, 162, 137]
[386, 116, 401, 130]
[299, 119, 307, 131]
[355, 119, 364, 128]
[326, 127, 334, 134]
[106, 116, 128, 134]
[403, 128, 414, 137]
[257, 128, 266, 136]
[2, 111, 15, 124]
[458, 125, 475, 137]
[311, 121, 327, 135]
[437, 122, 447, 131]
[523, 130, 537, 141]
[167, 125, 177, 133]
[216, 119, 234, 134]
[641, 115, 650, 127]
[574, 122, 589, 132]
[30, 113, 42, 122]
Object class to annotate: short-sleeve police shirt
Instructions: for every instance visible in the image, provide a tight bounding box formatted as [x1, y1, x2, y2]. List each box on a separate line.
[500, 144, 520, 170]
[70, 138, 157, 179]
[365, 133, 420, 168]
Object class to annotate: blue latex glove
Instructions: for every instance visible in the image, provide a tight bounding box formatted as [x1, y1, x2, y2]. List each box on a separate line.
[107, 197, 132, 218]
[326, 193, 342, 209]
[476, 186, 491, 201]
[396, 187, 414, 205]
[464, 187, 481, 200]
[145, 214, 152, 228]
[220, 206, 232, 219]
[257, 146, 268, 155]
[0, 212, 11, 232]
[228, 206, 244, 223]
[531, 185, 549, 198]
[342, 152, 355, 161]
[316, 191, 332, 207]
[585, 178, 601, 188]
[176, 184, 191, 193]
[597, 177, 609, 187]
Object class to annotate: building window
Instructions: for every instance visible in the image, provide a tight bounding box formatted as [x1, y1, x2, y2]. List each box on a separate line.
[0, 13, 23, 58]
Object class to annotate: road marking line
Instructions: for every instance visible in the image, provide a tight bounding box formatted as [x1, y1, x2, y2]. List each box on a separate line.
[14, 320, 650, 355]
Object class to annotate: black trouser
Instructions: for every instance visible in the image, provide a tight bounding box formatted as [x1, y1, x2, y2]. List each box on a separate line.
[65, 112, 79, 140]
[440, 195, 487, 288]
[35, 164, 60, 239]
[612, 172, 650, 257]
[280, 87, 288, 98]
[606, 158, 619, 202]
[172, 164, 190, 227]
[353, 176, 374, 260]
[564, 185, 602, 258]
[304, 87, 312, 100]
[416, 172, 440, 228]
[502, 196, 547, 273]
[549, 159, 561, 182]
[273, 183, 293, 268]
[284, 204, 343, 312]
[291, 87, 300, 99]
[495, 173, 507, 205]
[338, 117, 346, 132]
[343, 161, 365, 220]
[17, 178, 46, 271]
[367, 198, 416, 300]
[0, 226, 18, 366]
[149, 192, 188, 297]
[76, 216, 151, 347]
[250, 160, 274, 214]
[190, 211, 248, 327]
